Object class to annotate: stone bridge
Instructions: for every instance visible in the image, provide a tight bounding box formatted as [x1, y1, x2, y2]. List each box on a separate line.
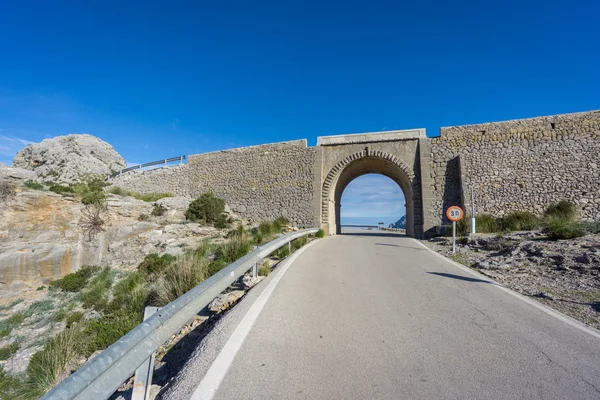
[110, 110, 600, 237]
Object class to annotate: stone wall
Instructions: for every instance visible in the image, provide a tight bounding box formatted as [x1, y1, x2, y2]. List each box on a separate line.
[187, 140, 316, 227]
[109, 164, 192, 197]
[430, 110, 600, 225]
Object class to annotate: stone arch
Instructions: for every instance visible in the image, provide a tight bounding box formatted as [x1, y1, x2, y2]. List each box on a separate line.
[321, 147, 417, 237]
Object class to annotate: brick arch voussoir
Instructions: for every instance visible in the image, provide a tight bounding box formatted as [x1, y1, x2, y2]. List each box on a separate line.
[321, 150, 414, 222]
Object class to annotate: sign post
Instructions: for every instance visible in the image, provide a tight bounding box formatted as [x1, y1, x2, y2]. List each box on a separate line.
[446, 206, 464, 254]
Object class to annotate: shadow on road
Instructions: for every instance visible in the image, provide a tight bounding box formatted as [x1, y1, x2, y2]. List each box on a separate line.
[427, 272, 493, 284]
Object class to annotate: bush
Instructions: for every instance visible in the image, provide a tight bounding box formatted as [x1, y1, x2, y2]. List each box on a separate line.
[138, 213, 150, 221]
[476, 214, 502, 233]
[48, 183, 74, 194]
[80, 201, 108, 240]
[544, 200, 577, 221]
[0, 343, 20, 361]
[273, 245, 290, 259]
[108, 186, 173, 202]
[214, 213, 228, 229]
[80, 267, 115, 311]
[23, 180, 44, 190]
[24, 300, 54, 317]
[214, 235, 252, 264]
[23, 329, 82, 397]
[272, 216, 289, 231]
[258, 221, 273, 236]
[138, 253, 175, 276]
[49, 265, 100, 292]
[502, 211, 540, 231]
[186, 193, 225, 223]
[253, 232, 264, 244]
[65, 311, 84, 328]
[315, 229, 325, 238]
[151, 252, 211, 306]
[151, 204, 166, 217]
[0, 366, 19, 399]
[291, 235, 308, 251]
[258, 264, 271, 276]
[582, 221, 600, 234]
[106, 272, 147, 314]
[83, 312, 140, 355]
[543, 216, 586, 240]
[74, 175, 108, 205]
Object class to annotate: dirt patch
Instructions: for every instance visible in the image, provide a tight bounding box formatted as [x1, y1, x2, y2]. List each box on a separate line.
[423, 231, 600, 330]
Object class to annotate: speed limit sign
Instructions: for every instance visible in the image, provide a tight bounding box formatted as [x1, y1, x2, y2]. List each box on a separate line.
[446, 206, 464, 222]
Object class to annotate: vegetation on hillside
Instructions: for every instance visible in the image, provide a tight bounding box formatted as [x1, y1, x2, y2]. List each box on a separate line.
[0, 216, 320, 399]
[450, 200, 598, 240]
[109, 186, 173, 202]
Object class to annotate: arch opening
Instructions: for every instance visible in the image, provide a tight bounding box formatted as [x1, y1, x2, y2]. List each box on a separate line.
[322, 152, 417, 237]
[340, 174, 406, 233]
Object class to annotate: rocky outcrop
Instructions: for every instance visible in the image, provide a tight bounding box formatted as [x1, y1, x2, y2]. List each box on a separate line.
[0, 166, 36, 181]
[13, 134, 126, 183]
[0, 189, 223, 300]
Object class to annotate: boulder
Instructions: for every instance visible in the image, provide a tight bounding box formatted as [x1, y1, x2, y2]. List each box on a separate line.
[13, 134, 126, 184]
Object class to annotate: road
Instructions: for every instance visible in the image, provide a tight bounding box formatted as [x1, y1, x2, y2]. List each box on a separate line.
[167, 230, 600, 400]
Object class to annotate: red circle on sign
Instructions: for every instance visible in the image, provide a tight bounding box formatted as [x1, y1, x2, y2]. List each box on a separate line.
[446, 206, 464, 222]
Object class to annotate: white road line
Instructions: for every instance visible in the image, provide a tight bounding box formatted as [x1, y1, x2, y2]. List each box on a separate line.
[412, 238, 600, 340]
[190, 239, 323, 400]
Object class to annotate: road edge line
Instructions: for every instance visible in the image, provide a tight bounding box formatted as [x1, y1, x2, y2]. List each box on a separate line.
[412, 238, 600, 340]
[190, 238, 324, 400]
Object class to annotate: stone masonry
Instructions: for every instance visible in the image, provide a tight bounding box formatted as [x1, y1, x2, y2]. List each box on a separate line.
[430, 110, 600, 225]
[109, 109, 600, 237]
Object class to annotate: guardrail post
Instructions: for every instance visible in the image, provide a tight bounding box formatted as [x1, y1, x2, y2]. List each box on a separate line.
[288, 241, 291, 253]
[180, 155, 183, 164]
[252, 262, 258, 278]
[164, 159, 167, 167]
[132, 306, 159, 400]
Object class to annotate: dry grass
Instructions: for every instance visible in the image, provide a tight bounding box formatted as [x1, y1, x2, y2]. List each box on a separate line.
[80, 201, 108, 241]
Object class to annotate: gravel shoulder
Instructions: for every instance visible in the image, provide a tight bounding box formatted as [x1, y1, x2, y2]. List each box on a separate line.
[422, 231, 600, 330]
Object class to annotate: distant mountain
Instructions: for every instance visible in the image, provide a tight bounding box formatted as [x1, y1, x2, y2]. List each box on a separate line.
[389, 215, 406, 229]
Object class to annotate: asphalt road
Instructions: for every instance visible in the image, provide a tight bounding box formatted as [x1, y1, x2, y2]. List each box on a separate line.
[172, 230, 600, 400]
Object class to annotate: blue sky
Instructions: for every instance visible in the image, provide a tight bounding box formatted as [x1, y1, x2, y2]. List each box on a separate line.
[1, 1, 598, 219]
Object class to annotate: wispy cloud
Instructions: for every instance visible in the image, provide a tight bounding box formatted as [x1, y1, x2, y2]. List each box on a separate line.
[0, 134, 35, 163]
[171, 118, 179, 129]
[341, 174, 405, 218]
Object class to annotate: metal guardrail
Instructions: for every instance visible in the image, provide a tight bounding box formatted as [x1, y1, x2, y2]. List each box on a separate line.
[41, 228, 319, 400]
[107, 155, 186, 179]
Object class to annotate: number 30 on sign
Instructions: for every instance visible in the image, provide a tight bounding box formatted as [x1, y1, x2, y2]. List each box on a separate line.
[446, 206, 464, 222]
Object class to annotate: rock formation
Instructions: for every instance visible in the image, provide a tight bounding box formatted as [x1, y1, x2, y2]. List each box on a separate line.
[13, 134, 126, 183]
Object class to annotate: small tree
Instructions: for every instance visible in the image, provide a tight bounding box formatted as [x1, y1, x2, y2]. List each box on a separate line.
[185, 193, 225, 224]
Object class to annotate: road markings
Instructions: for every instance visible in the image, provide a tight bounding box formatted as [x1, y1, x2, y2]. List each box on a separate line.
[412, 238, 600, 340]
[190, 239, 323, 400]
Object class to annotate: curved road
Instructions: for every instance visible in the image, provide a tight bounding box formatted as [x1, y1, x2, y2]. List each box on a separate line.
[172, 231, 600, 400]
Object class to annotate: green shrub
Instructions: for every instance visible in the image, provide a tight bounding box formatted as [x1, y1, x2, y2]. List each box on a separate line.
[49, 266, 100, 292]
[186, 193, 225, 223]
[23, 180, 44, 190]
[258, 264, 271, 276]
[543, 216, 586, 240]
[73, 175, 108, 205]
[0, 343, 20, 361]
[106, 272, 147, 314]
[138, 253, 175, 276]
[214, 213, 228, 229]
[83, 311, 140, 355]
[476, 214, 502, 233]
[51, 308, 68, 323]
[0, 366, 19, 399]
[138, 213, 150, 221]
[23, 328, 82, 397]
[582, 220, 600, 234]
[24, 300, 54, 317]
[81, 267, 115, 311]
[544, 200, 577, 221]
[315, 229, 325, 238]
[109, 187, 173, 202]
[151, 204, 166, 217]
[253, 232, 264, 244]
[65, 311, 84, 328]
[291, 235, 308, 251]
[48, 184, 74, 194]
[258, 222, 273, 236]
[273, 245, 290, 259]
[502, 211, 540, 231]
[214, 235, 252, 264]
[151, 252, 211, 306]
[109, 186, 125, 195]
[272, 216, 289, 231]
